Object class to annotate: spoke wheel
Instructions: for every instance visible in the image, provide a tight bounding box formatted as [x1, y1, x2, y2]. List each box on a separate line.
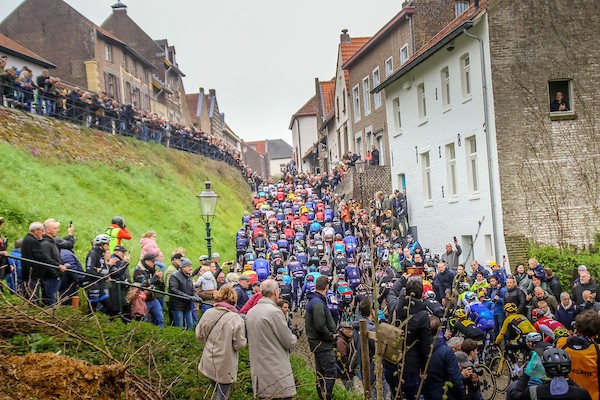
[489, 356, 510, 394]
[474, 363, 496, 400]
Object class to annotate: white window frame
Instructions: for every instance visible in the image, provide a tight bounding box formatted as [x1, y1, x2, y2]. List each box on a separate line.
[446, 143, 458, 200]
[421, 152, 432, 205]
[441, 66, 451, 111]
[417, 82, 427, 123]
[455, 0, 469, 17]
[392, 97, 401, 136]
[352, 84, 361, 122]
[466, 136, 480, 198]
[105, 44, 113, 62]
[385, 57, 394, 77]
[372, 67, 381, 109]
[400, 44, 409, 65]
[362, 77, 371, 116]
[461, 53, 472, 100]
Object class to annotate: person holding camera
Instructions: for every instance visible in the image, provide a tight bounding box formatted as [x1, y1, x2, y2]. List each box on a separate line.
[441, 238, 462, 272]
[455, 351, 483, 400]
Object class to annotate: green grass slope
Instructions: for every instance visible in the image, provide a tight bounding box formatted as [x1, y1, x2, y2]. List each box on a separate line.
[0, 108, 250, 263]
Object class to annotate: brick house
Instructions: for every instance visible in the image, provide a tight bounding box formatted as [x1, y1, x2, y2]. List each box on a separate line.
[100, 2, 191, 125]
[375, 0, 600, 265]
[315, 78, 336, 174]
[0, 0, 155, 109]
[187, 88, 212, 133]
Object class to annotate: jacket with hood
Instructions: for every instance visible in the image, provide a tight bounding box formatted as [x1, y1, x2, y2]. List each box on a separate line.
[168, 268, 194, 311]
[305, 291, 337, 352]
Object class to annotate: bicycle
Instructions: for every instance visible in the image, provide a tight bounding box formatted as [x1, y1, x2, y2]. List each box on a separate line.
[488, 345, 526, 394]
[471, 362, 496, 400]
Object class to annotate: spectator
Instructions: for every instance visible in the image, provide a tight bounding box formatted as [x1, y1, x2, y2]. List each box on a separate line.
[455, 351, 483, 400]
[531, 286, 559, 313]
[105, 216, 132, 254]
[336, 321, 355, 391]
[423, 315, 466, 400]
[168, 258, 198, 329]
[514, 263, 531, 294]
[164, 253, 183, 296]
[576, 289, 600, 314]
[126, 284, 147, 321]
[246, 279, 297, 399]
[572, 269, 597, 305]
[197, 285, 246, 400]
[435, 261, 455, 304]
[234, 275, 250, 311]
[469, 260, 489, 282]
[140, 231, 163, 261]
[504, 276, 527, 315]
[528, 258, 546, 282]
[370, 145, 380, 166]
[58, 237, 84, 305]
[555, 292, 577, 329]
[40, 219, 69, 305]
[441, 240, 462, 272]
[545, 267, 562, 300]
[133, 252, 165, 328]
[305, 275, 337, 400]
[6, 239, 23, 293]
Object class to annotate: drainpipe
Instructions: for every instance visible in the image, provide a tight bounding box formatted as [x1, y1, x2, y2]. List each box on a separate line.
[462, 25, 501, 262]
[409, 14, 415, 54]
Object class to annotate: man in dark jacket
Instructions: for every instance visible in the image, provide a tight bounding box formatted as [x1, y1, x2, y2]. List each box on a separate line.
[305, 275, 337, 400]
[234, 275, 251, 310]
[168, 258, 198, 330]
[40, 219, 69, 305]
[370, 145, 380, 166]
[434, 261, 455, 303]
[385, 278, 432, 400]
[21, 222, 53, 301]
[504, 276, 527, 315]
[423, 315, 465, 400]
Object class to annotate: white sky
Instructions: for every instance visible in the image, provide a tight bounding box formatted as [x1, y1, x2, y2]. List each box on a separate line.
[0, 0, 403, 143]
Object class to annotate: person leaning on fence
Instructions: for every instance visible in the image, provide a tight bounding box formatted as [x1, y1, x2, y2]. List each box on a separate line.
[133, 252, 165, 328]
[305, 275, 338, 400]
[196, 285, 246, 400]
[168, 257, 200, 330]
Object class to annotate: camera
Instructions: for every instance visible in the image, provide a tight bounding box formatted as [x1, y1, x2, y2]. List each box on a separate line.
[473, 366, 484, 377]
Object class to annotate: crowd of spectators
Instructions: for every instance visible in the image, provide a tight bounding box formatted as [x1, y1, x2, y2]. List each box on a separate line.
[0, 56, 254, 178]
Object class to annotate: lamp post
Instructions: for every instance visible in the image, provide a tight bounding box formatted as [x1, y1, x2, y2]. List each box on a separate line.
[197, 180, 219, 257]
[355, 160, 365, 208]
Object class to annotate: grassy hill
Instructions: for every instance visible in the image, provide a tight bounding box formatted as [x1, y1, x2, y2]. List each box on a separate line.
[0, 108, 251, 263]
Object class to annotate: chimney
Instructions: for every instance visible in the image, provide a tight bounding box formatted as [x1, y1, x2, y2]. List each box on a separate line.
[209, 89, 216, 97]
[199, 87, 204, 94]
[340, 29, 351, 44]
[111, 1, 127, 12]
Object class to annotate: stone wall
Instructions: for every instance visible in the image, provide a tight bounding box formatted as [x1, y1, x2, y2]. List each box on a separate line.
[488, 0, 600, 251]
[336, 165, 392, 208]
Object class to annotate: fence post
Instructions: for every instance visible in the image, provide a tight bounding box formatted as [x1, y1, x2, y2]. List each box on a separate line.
[359, 319, 372, 399]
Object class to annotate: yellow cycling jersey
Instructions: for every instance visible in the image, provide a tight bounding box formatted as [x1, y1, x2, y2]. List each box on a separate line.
[495, 313, 536, 344]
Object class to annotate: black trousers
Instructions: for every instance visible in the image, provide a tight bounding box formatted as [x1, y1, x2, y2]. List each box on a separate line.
[314, 349, 336, 400]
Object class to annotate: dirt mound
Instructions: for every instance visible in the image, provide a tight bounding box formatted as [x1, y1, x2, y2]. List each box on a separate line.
[0, 353, 128, 400]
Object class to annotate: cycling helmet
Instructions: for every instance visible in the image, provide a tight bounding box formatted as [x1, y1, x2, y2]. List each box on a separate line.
[335, 233, 342, 240]
[270, 243, 279, 250]
[111, 216, 125, 228]
[309, 266, 317, 272]
[542, 347, 571, 377]
[337, 273, 345, 279]
[454, 309, 467, 319]
[345, 230, 352, 236]
[314, 234, 322, 240]
[307, 275, 315, 282]
[464, 291, 476, 302]
[526, 332, 542, 344]
[245, 249, 253, 254]
[277, 268, 286, 275]
[554, 327, 569, 339]
[424, 291, 436, 300]
[289, 255, 297, 261]
[503, 303, 517, 314]
[458, 282, 470, 292]
[211, 252, 220, 259]
[280, 234, 286, 240]
[94, 234, 111, 245]
[348, 257, 355, 263]
[532, 308, 545, 320]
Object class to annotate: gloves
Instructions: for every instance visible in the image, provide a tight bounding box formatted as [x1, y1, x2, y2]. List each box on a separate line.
[191, 295, 203, 303]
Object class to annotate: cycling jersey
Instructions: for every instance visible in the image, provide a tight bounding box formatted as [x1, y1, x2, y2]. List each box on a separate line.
[495, 313, 536, 345]
[465, 301, 495, 331]
[534, 316, 565, 342]
[452, 318, 485, 342]
[253, 258, 270, 281]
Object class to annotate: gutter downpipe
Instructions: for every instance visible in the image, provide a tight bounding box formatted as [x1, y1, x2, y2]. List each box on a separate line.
[462, 24, 501, 263]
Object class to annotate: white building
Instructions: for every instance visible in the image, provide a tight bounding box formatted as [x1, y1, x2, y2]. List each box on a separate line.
[289, 95, 318, 173]
[266, 139, 293, 177]
[376, 8, 506, 265]
[0, 33, 55, 78]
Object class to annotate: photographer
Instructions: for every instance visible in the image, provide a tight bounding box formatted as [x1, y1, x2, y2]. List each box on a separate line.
[441, 238, 462, 272]
[455, 351, 483, 400]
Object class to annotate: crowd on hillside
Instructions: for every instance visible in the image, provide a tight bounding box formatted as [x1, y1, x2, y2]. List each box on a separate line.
[1, 160, 600, 400]
[0, 55, 256, 179]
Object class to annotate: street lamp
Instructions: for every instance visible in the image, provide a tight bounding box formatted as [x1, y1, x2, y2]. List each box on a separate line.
[198, 180, 219, 257]
[354, 160, 365, 208]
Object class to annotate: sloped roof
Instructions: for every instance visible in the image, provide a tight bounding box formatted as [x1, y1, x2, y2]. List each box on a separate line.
[245, 140, 266, 155]
[319, 80, 336, 119]
[0, 33, 55, 68]
[186, 93, 199, 117]
[288, 94, 318, 129]
[375, 2, 486, 92]
[340, 37, 370, 88]
[266, 139, 293, 160]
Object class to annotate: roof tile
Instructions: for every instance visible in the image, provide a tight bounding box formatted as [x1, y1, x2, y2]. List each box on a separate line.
[319, 80, 336, 118]
[0, 33, 55, 67]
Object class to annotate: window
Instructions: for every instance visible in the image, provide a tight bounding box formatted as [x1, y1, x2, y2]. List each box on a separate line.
[105, 44, 113, 62]
[336, 97, 340, 120]
[352, 84, 360, 122]
[105, 73, 117, 98]
[362, 77, 371, 116]
[441, 67, 451, 109]
[421, 152, 432, 203]
[356, 137, 362, 156]
[342, 89, 346, 112]
[385, 57, 394, 77]
[142, 71, 148, 84]
[124, 56, 129, 71]
[400, 44, 409, 65]
[446, 143, 457, 198]
[392, 97, 402, 135]
[484, 234, 493, 260]
[466, 136, 479, 195]
[376, 134, 384, 165]
[461, 53, 471, 99]
[455, 0, 469, 17]
[373, 67, 381, 109]
[125, 81, 132, 103]
[131, 61, 137, 78]
[417, 82, 427, 122]
[548, 80, 573, 115]
[397, 173, 406, 192]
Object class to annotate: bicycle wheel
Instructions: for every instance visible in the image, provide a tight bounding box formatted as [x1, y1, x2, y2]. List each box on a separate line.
[474, 363, 496, 400]
[489, 356, 510, 394]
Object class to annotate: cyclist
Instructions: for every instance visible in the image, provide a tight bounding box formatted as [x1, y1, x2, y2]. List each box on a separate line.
[332, 234, 346, 255]
[522, 332, 552, 382]
[275, 271, 292, 304]
[449, 308, 485, 343]
[495, 303, 537, 363]
[288, 255, 306, 311]
[276, 234, 289, 260]
[344, 258, 361, 292]
[252, 253, 270, 282]
[423, 290, 444, 318]
[236, 231, 249, 266]
[241, 264, 258, 285]
[305, 265, 322, 284]
[456, 282, 470, 305]
[532, 308, 565, 343]
[253, 231, 267, 254]
[464, 291, 496, 333]
[343, 231, 358, 259]
[318, 258, 333, 279]
[332, 250, 348, 274]
[300, 274, 317, 302]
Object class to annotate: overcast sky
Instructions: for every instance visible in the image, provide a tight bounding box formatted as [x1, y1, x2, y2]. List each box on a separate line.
[1, 0, 402, 143]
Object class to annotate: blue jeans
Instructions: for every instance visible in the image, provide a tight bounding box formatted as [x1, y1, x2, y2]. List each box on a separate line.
[146, 299, 164, 328]
[172, 309, 194, 330]
[42, 277, 61, 306]
[200, 303, 213, 314]
[153, 129, 162, 144]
